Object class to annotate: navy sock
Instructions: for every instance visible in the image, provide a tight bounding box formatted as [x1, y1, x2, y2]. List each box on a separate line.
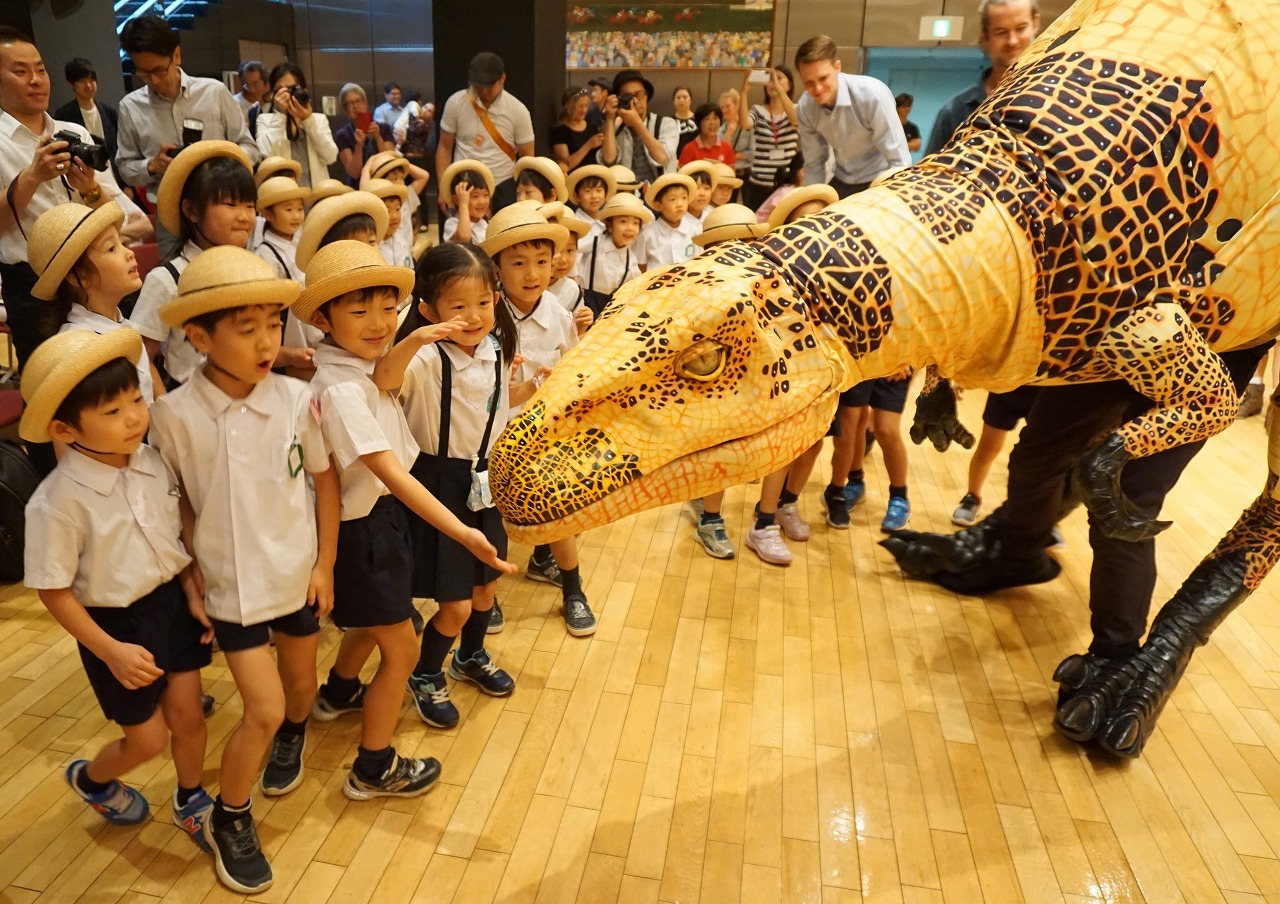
[323, 668, 361, 703]
[890, 485, 908, 500]
[531, 544, 552, 563]
[354, 745, 395, 781]
[76, 766, 112, 797]
[417, 622, 457, 676]
[277, 717, 307, 739]
[175, 784, 202, 807]
[561, 566, 583, 598]
[849, 468, 864, 483]
[457, 606, 491, 660]
[754, 505, 775, 531]
[779, 487, 799, 506]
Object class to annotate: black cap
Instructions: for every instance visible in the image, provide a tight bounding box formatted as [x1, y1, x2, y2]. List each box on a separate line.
[587, 76, 612, 90]
[612, 69, 654, 101]
[468, 52, 505, 85]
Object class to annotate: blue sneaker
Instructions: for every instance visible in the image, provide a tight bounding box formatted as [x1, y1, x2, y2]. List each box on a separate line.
[844, 480, 866, 509]
[65, 759, 149, 825]
[407, 671, 459, 729]
[449, 650, 515, 697]
[173, 787, 215, 852]
[880, 497, 911, 532]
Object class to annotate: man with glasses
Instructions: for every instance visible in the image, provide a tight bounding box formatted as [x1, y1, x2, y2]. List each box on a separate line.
[115, 15, 258, 256]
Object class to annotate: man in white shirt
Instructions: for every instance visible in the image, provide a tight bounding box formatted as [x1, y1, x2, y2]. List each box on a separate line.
[793, 35, 911, 198]
[436, 52, 534, 214]
[599, 69, 679, 186]
[373, 82, 402, 131]
[234, 60, 267, 120]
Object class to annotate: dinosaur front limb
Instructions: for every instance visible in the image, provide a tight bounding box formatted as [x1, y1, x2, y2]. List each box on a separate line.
[909, 367, 976, 452]
[1078, 302, 1238, 541]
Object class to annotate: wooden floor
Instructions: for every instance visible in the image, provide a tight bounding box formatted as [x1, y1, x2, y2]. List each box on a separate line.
[4, 392, 1280, 904]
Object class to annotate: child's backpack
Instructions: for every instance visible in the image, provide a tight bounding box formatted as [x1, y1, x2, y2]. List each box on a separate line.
[0, 441, 41, 583]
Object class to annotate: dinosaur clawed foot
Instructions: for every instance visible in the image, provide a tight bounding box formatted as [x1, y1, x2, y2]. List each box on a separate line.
[880, 515, 1060, 595]
[1076, 432, 1173, 542]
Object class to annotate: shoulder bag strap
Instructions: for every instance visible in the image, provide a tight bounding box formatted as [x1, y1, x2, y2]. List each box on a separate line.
[468, 92, 517, 161]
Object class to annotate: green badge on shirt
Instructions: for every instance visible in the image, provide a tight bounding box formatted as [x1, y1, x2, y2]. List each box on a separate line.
[288, 437, 304, 478]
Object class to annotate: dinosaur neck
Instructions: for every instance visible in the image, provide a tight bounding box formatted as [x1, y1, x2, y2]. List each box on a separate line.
[759, 180, 1042, 391]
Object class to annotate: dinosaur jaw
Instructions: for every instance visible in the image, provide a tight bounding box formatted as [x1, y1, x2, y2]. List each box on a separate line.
[501, 391, 839, 544]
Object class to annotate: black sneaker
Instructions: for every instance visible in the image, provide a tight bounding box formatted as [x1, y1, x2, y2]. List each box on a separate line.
[260, 732, 304, 796]
[448, 650, 515, 696]
[527, 554, 564, 587]
[407, 671, 459, 728]
[310, 683, 366, 721]
[343, 753, 441, 800]
[201, 693, 215, 717]
[206, 810, 272, 894]
[563, 592, 597, 637]
[824, 486, 850, 529]
[487, 599, 505, 635]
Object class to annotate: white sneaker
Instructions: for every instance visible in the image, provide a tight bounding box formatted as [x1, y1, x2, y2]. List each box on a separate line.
[745, 525, 793, 566]
[775, 503, 811, 541]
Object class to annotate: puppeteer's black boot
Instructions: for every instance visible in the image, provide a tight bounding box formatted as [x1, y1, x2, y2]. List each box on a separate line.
[879, 513, 1004, 577]
[1052, 651, 1134, 743]
[1097, 552, 1251, 758]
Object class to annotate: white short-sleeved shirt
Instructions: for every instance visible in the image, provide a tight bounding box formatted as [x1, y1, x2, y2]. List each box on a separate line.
[310, 341, 420, 520]
[510, 295, 577, 413]
[443, 216, 487, 244]
[578, 235, 640, 296]
[255, 228, 302, 281]
[440, 89, 535, 185]
[379, 232, 413, 269]
[23, 446, 191, 607]
[130, 241, 206, 384]
[148, 371, 329, 625]
[573, 209, 606, 240]
[401, 338, 510, 459]
[636, 214, 700, 270]
[395, 191, 419, 255]
[547, 276, 584, 313]
[59, 306, 156, 403]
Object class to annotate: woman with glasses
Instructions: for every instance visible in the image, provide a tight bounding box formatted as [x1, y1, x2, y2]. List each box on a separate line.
[253, 63, 337, 189]
[550, 87, 604, 173]
[333, 83, 395, 186]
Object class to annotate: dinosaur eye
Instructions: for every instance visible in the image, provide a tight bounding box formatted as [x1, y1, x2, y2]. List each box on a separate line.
[675, 340, 727, 382]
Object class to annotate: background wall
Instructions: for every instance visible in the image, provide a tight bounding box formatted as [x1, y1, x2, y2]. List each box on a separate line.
[29, 0, 127, 107]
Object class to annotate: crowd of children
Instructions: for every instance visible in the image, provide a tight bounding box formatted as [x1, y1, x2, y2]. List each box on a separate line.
[18, 136, 913, 894]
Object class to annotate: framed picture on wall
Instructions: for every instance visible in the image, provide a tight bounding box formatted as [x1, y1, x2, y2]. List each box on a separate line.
[567, 3, 775, 69]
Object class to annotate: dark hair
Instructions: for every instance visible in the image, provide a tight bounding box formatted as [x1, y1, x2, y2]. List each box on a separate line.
[794, 35, 837, 67]
[238, 60, 265, 81]
[268, 62, 309, 138]
[384, 82, 400, 93]
[774, 152, 804, 189]
[65, 58, 96, 83]
[573, 175, 607, 195]
[185, 307, 242, 334]
[516, 169, 555, 202]
[692, 102, 720, 129]
[406, 89, 423, 104]
[179, 156, 256, 242]
[689, 170, 714, 188]
[320, 214, 377, 246]
[401, 243, 516, 364]
[895, 93, 913, 108]
[0, 26, 34, 48]
[654, 182, 689, 205]
[317, 285, 397, 327]
[50, 254, 101, 326]
[770, 64, 795, 99]
[672, 85, 691, 101]
[52, 358, 140, 429]
[120, 15, 180, 59]
[450, 169, 490, 195]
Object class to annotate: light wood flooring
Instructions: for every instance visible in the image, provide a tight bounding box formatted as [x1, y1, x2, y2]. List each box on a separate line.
[3, 391, 1280, 903]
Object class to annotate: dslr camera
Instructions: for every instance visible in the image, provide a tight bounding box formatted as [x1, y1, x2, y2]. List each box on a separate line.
[617, 91, 635, 111]
[288, 85, 311, 107]
[50, 130, 110, 172]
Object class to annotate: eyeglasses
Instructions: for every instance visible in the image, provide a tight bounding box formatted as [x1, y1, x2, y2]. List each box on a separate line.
[134, 54, 175, 80]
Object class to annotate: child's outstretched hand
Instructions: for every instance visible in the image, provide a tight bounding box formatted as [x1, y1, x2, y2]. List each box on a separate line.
[105, 641, 164, 690]
[409, 317, 467, 346]
[573, 305, 594, 336]
[510, 354, 525, 380]
[462, 528, 518, 574]
[307, 564, 335, 617]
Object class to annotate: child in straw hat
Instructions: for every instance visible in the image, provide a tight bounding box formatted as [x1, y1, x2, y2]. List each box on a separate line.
[362, 150, 427, 257]
[294, 240, 513, 797]
[481, 205, 601, 638]
[361, 177, 413, 269]
[148, 245, 339, 894]
[636, 172, 700, 272]
[578, 192, 650, 317]
[27, 201, 165, 402]
[254, 176, 309, 281]
[565, 163, 615, 239]
[679, 160, 718, 223]
[20, 329, 213, 851]
[513, 156, 569, 205]
[538, 201, 593, 333]
[440, 160, 495, 244]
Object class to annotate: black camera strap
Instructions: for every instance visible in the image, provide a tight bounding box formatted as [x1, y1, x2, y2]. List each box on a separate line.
[5, 174, 72, 241]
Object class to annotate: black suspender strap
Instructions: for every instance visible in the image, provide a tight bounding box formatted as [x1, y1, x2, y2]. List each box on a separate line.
[587, 236, 599, 293]
[436, 340, 503, 463]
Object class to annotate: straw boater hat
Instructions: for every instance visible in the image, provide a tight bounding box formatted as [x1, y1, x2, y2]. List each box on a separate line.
[440, 159, 496, 197]
[308, 178, 353, 207]
[513, 156, 569, 203]
[156, 140, 253, 235]
[28, 201, 126, 300]
[538, 201, 591, 240]
[565, 164, 616, 199]
[295, 192, 390, 271]
[766, 184, 839, 230]
[693, 203, 769, 247]
[19, 328, 142, 443]
[256, 176, 310, 212]
[365, 151, 410, 181]
[480, 203, 570, 258]
[711, 161, 743, 190]
[360, 177, 410, 204]
[678, 160, 720, 190]
[643, 172, 697, 209]
[159, 246, 302, 329]
[255, 155, 303, 187]
[293, 240, 416, 323]
[598, 191, 653, 224]
[609, 165, 641, 193]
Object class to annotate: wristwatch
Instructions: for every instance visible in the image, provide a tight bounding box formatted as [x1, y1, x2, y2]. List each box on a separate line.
[80, 186, 102, 205]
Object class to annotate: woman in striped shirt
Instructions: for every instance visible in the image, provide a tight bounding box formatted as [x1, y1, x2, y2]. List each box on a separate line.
[738, 65, 799, 211]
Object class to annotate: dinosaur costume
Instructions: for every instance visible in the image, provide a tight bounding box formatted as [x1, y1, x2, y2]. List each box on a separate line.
[490, 0, 1280, 756]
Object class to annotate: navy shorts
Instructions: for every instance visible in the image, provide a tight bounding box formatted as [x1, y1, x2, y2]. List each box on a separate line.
[209, 604, 321, 653]
[332, 495, 416, 628]
[982, 386, 1040, 431]
[79, 578, 211, 727]
[839, 377, 910, 414]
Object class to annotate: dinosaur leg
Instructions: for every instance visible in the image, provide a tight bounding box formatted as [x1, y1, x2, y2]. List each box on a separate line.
[1077, 303, 1239, 542]
[908, 366, 976, 452]
[1094, 401, 1280, 758]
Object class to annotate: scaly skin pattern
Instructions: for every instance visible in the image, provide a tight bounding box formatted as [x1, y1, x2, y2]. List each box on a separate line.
[493, 0, 1280, 542]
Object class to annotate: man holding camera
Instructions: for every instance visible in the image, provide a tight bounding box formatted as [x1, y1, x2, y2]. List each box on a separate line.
[115, 15, 258, 255]
[598, 69, 678, 184]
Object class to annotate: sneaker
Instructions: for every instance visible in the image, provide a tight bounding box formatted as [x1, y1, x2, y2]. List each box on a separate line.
[407, 671, 459, 729]
[65, 760, 149, 825]
[951, 493, 981, 527]
[1238, 382, 1265, 419]
[343, 753, 441, 801]
[695, 519, 735, 559]
[844, 480, 866, 509]
[881, 497, 912, 532]
[261, 733, 305, 796]
[487, 599, 505, 635]
[172, 788, 214, 853]
[745, 525, 793, 566]
[527, 554, 564, 588]
[824, 486, 850, 529]
[201, 693, 215, 717]
[564, 592, 598, 637]
[206, 809, 272, 893]
[775, 503, 811, 542]
[310, 683, 366, 721]
[448, 649, 515, 696]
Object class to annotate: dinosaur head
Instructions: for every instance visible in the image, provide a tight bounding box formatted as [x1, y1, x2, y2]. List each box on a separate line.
[491, 243, 854, 542]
